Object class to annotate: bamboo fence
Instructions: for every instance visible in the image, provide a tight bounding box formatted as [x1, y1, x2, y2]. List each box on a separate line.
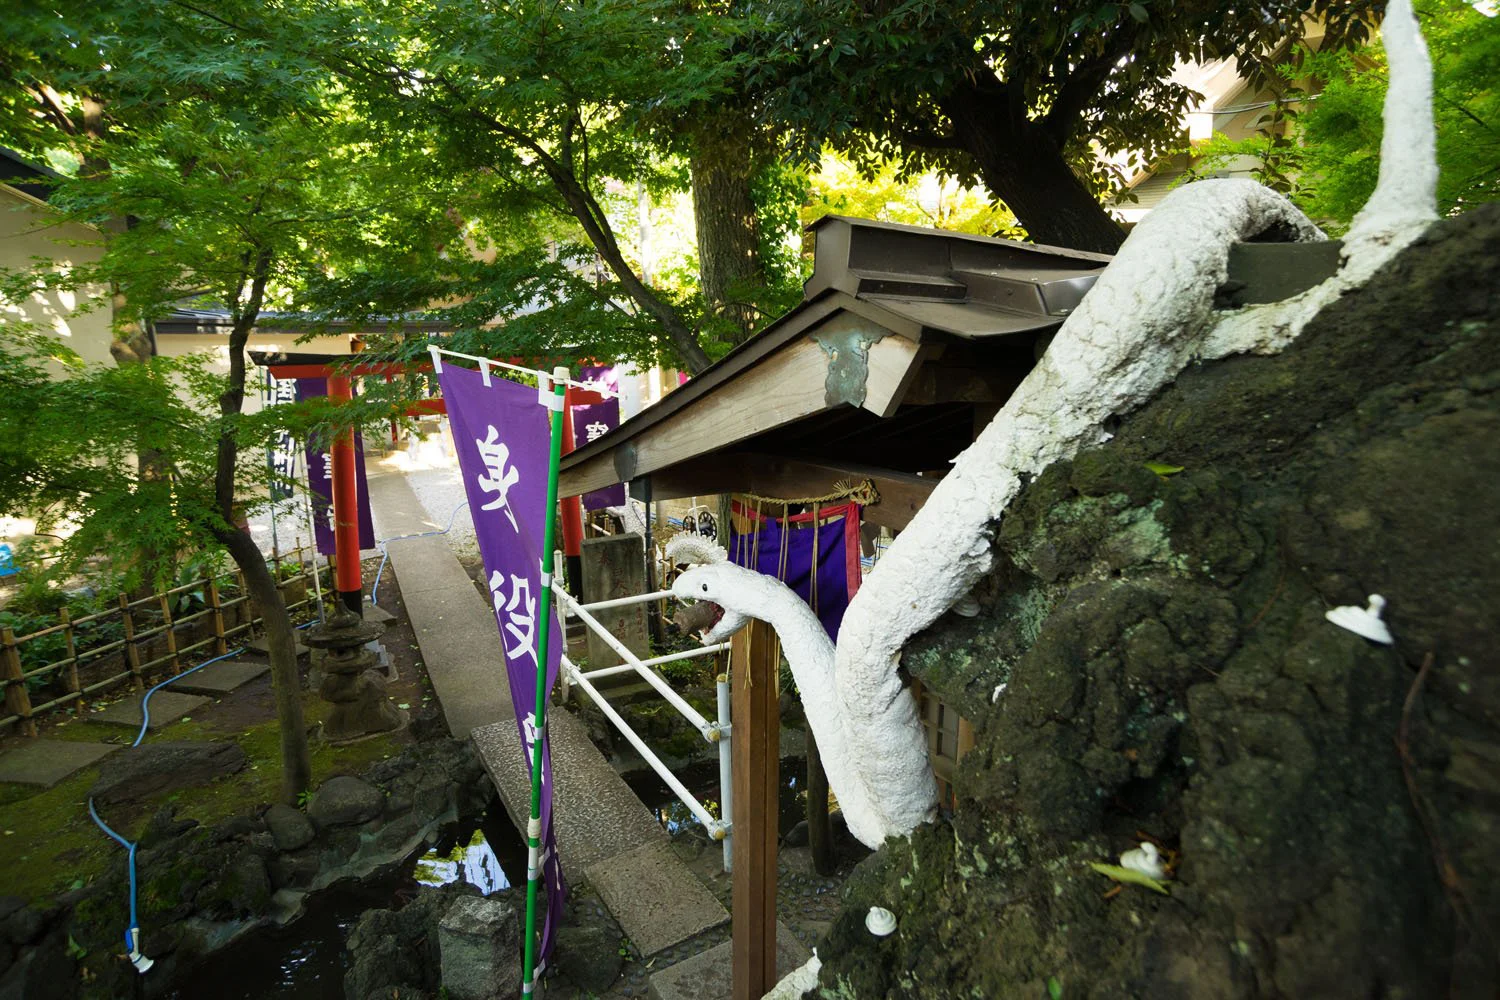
[0, 543, 330, 737]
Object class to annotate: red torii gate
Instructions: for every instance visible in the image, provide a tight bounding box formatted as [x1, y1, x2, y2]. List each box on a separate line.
[255, 351, 593, 614]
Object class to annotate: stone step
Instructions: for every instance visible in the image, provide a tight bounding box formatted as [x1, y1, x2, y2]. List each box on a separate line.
[86, 690, 209, 731]
[368, 465, 727, 960]
[473, 712, 667, 873]
[474, 711, 728, 957]
[0, 739, 121, 788]
[647, 921, 810, 1000]
[167, 659, 270, 696]
[245, 635, 310, 658]
[586, 842, 730, 957]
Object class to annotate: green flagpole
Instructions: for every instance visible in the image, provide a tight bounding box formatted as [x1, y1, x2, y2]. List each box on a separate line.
[522, 366, 568, 997]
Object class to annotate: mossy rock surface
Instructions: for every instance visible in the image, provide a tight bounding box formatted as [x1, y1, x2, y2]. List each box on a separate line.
[821, 207, 1500, 998]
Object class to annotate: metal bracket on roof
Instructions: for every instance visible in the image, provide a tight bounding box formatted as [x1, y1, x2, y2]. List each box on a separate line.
[812, 325, 886, 409]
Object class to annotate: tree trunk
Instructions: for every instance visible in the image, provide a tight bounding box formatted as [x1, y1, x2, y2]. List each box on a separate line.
[219, 526, 311, 804]
[943, 91, 1127, 255]
[547, 164, 714, 374]
[691, 135, 764, 347]
[210, 255, 312, 803]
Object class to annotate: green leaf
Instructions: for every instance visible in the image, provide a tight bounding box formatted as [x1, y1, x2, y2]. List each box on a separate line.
[1128, 3, 1149, 22]
[1144, 461, 1185, 476]
[1088, 861, 1171, 894]
[1047, 976, 1063, 1000]
[66, 934, 87, 960]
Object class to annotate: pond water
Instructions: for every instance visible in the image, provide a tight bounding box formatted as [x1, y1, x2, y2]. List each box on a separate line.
[163, 809, 524, 1000]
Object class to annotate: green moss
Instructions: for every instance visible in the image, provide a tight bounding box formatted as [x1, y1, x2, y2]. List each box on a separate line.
[0, 687, 407, 905]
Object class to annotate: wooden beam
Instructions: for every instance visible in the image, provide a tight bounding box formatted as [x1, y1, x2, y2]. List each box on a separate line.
[732, 618, 779, 1000]
[560, 332, 925, 498]
[564, 338, 835, 496]
[647, 453, 936, 530]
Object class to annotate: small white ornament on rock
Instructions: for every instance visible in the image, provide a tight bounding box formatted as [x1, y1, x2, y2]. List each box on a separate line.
[1325, 594, 1394, 645]
[952, 593, 981, 618]
[1120, 842, 1167, 881]
[865, 906, 898, 937]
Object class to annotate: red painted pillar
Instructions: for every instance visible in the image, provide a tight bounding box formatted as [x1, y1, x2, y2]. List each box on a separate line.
[328, 374, 362, 615]
[559, 390, 585, 597]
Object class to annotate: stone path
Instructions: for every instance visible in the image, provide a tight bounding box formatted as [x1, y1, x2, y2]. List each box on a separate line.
[86, 690, 209, 731]
[366, 463, 728, 958]
[648, 921, 810, 1000]
[167, 659, 270, 696]
[0, 739, 121, 788]
[366, 466, 510, 739]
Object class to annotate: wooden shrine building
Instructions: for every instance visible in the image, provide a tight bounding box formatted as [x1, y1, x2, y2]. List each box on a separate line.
[557, 215, 1112, 999]
[559, 215, 1112, 529]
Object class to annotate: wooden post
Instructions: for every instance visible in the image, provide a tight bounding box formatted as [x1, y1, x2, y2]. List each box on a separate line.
[806, 729, 835, 876]
[1, 626, 36, 737]
[207, 576, 228, 655]
[731, 618, 779, 1000]
[120, 594, 143, 692]
[59, 607, 82, 710]
[158, 591, 181, 675]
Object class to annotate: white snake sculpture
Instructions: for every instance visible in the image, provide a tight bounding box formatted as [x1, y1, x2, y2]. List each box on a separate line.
[675, 0, 1436, 851]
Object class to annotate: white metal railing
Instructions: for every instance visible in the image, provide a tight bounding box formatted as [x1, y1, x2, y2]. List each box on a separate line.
[553, 585, 735, 871]
[579, 643, 731, 681]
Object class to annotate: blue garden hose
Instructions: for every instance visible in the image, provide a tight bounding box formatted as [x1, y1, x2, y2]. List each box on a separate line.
[86, 624, 315, 975]
[370, 500, 469, 603]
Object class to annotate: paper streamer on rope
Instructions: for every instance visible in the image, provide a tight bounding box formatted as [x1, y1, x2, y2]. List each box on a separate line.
[262, 371, 298, 501]
[437, 362, 567, 967]
[730, 501, 862, 640]
[295, 378, 376, 556]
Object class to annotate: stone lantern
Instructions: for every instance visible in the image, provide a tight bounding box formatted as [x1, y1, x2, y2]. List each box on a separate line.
[304, 608, 406, 741]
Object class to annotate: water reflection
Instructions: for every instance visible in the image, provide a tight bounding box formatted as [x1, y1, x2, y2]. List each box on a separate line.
[414, 828, 511, 893]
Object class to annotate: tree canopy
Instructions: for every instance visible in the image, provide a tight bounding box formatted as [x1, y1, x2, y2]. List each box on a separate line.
[1183, 0, 1499, 228]
[742, 0, 1381, 252]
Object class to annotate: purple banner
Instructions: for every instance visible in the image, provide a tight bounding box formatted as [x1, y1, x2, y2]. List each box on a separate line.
[571, 366, 625, 511]
[296, 378, 375, 556]
[730, 502, 861, 640]
[437, 362, 566, 969]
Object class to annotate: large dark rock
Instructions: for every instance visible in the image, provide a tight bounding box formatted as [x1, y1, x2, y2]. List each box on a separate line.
[88, 741, 246, 805]
[0, 929, 71, 1000]
[344, 884, 497, 1000]
[438, 895, 521, 1000]
[819, 206, 1500, 999]
[308, 775, 385, 828]
[264, 803, 316, 852]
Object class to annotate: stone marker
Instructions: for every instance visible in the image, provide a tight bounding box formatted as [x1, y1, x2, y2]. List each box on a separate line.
[0, 739, 120, 788]
[438, 895, 521, 1000]
[87, 690, 209, 731]
[580, 533, 651, 672]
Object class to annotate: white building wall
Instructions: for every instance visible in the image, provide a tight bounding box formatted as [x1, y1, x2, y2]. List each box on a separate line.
[0, 186, 114, 367]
